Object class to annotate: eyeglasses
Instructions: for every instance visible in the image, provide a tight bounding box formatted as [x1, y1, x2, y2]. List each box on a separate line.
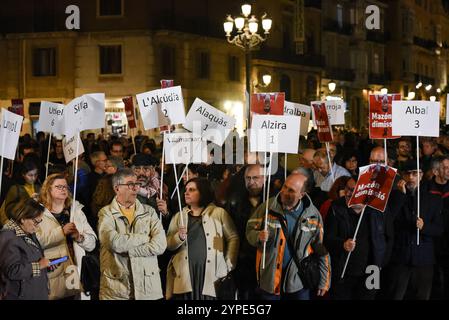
[32, 218, 43, 226]
[53, 185, 69, 191]
[369, 160, 385, 164]
[117, 182, 142, 190]
[245, 176, 262, 183]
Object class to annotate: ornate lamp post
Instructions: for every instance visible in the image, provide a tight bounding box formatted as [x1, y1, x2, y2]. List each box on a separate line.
[224, 3, 272, 128]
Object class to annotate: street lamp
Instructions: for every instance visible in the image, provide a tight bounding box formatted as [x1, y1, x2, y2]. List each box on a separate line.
[224, 4, 272, 128]
[328, 81, 336, 93]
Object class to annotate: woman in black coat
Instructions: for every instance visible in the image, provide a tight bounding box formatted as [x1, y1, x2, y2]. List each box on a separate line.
[0, 199, 50, 300]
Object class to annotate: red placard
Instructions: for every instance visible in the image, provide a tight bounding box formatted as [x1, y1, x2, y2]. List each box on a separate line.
[348, 164, 397, 212]
[312, 102, 333, 143]
[9, 99, 24, 116]
[369, 94, 401, 139]
[250, 93, 285, 116]
[159, 80, 175, 133]
[122, 96, 137, 129]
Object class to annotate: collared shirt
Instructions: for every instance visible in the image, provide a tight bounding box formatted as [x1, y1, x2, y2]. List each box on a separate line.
[314, 163, 351, 192]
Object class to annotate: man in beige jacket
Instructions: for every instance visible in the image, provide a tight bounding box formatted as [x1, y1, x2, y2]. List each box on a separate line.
[98, 168, 167, 300]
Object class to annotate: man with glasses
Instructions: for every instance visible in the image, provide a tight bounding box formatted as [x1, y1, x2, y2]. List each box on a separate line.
[98, 168, 166, 300]
[225, 164, 266, 299]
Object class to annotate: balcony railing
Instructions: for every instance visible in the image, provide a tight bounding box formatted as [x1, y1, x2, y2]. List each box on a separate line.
[325, 67, 356, 81]
[254, 48, 325, 68]
[323, 19, 353, 36]
[366, 30, 387, 43]
[413, 36, 438, 51]
[368, 73, 391, 85]
[414, 74, 435, 86]
[304, 0, 321, 9]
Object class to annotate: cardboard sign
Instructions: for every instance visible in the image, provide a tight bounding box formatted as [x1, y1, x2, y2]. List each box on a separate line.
[64, 93, 106, 139]
[369, 94, 401, 139]
[447, 94, 449, 125]
[284, 101, 310, 137]
[159, 80, 175, 133]
[38, 101, 65, 134]
[348, 164, 397, 212]
[249, 114, 301, 154]
[136, 86, 186, 130]
[251, 93, 285, 116]
[183, 98, 236, 146]
[164, 132, 207, 164]
[392, 101, 440, 137]
[0, 108, 24, 160]
[312, 102, 333, 142]
[123, 97, 136, 129]
[325, 100, 346, 125]
[62, 134, 85, 163]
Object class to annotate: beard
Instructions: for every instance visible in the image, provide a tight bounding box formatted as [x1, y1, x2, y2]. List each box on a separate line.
[247, 186, 262, 197]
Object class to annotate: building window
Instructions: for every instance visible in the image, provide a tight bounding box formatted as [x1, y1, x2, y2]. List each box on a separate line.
[197, 51, 210, 79]
[99, 45, 122, 75]
[161, 46, 176, 77]
[280, 75, 292, 101]
[33, 48, 56, 77]
[306, 76, 316, 98]
[373, 53, 380, 74]
[228, 55, 240, 82]
[337, 4, 343, 29]
[98, 0, 123, 17]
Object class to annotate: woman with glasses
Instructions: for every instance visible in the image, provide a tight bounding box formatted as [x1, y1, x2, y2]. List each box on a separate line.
[0, 159, 41, 226]
[0, 199, 50, 300]
[166, 178, 239, 300]
[37, 173, 97, 300]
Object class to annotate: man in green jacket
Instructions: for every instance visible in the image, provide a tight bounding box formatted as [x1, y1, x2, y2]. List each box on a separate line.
[98, 168, 167, 300]
[246, 173, 331, 300]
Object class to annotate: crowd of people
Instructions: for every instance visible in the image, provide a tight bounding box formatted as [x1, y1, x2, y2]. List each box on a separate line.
[0, 125, 448, 300]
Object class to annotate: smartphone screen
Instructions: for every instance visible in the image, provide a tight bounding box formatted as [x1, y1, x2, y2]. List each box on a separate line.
[49, 256, 68, 266]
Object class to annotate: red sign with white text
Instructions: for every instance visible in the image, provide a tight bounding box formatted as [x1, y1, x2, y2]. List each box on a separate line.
[122, 96, 137, 129]
[369, 94, 401, 139]
[159, 80, 175, 133]
[312, 102, 333, 143]
[250, 93, 285, 116]
[348, 164, 397, 212]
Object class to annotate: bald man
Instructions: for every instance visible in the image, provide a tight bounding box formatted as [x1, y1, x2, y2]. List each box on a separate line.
[246, 173, 331, 300]
[298, 149, 316, 169]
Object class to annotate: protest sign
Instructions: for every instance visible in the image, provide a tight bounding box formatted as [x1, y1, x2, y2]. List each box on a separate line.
[369, 94, 401, 139]
[62, 134, 85, 163]
[64, 93, 105, 138]
[348, 164, 397, 212]
[123, 97, 136, 129]
[312, 102, 333, 142]
[249, 115, 300, 154]
[0, 109, 23, 160]
[392, 101, 440, 137]
[183, 98, 236, 146]
[251, 93, 285, 116]
[164, 132, 207, 164]
[38, 101, 65, 135]
[284, 101, 311, 137]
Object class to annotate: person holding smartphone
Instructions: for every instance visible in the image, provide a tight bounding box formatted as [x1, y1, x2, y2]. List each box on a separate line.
[37, 174, 97, 300]
[0, 199, 50, 300]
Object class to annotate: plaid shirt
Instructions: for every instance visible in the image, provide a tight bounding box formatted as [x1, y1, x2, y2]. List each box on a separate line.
[3, 220, 43, 278]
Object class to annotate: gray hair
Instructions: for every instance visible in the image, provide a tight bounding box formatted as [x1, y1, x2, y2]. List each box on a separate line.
[108, 156, 124, 170]
[112, 168, 136, 188]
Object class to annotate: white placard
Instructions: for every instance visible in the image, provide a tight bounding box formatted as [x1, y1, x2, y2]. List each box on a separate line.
[0, 109, 23, 160]
[284, 101, 309, 136]
[311, 100, 346, 125]
[64, 93, 105, 138]
[38, 101, 65, 134]
[136, 86, 186, 130]
[183, 98, 236, 146]
[392, 101, 440, 137]
[62, 134, 85, 163]
[446, 94, 448, 125]
[250, 115, 301, 153]
[164, 132, 207, 164]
